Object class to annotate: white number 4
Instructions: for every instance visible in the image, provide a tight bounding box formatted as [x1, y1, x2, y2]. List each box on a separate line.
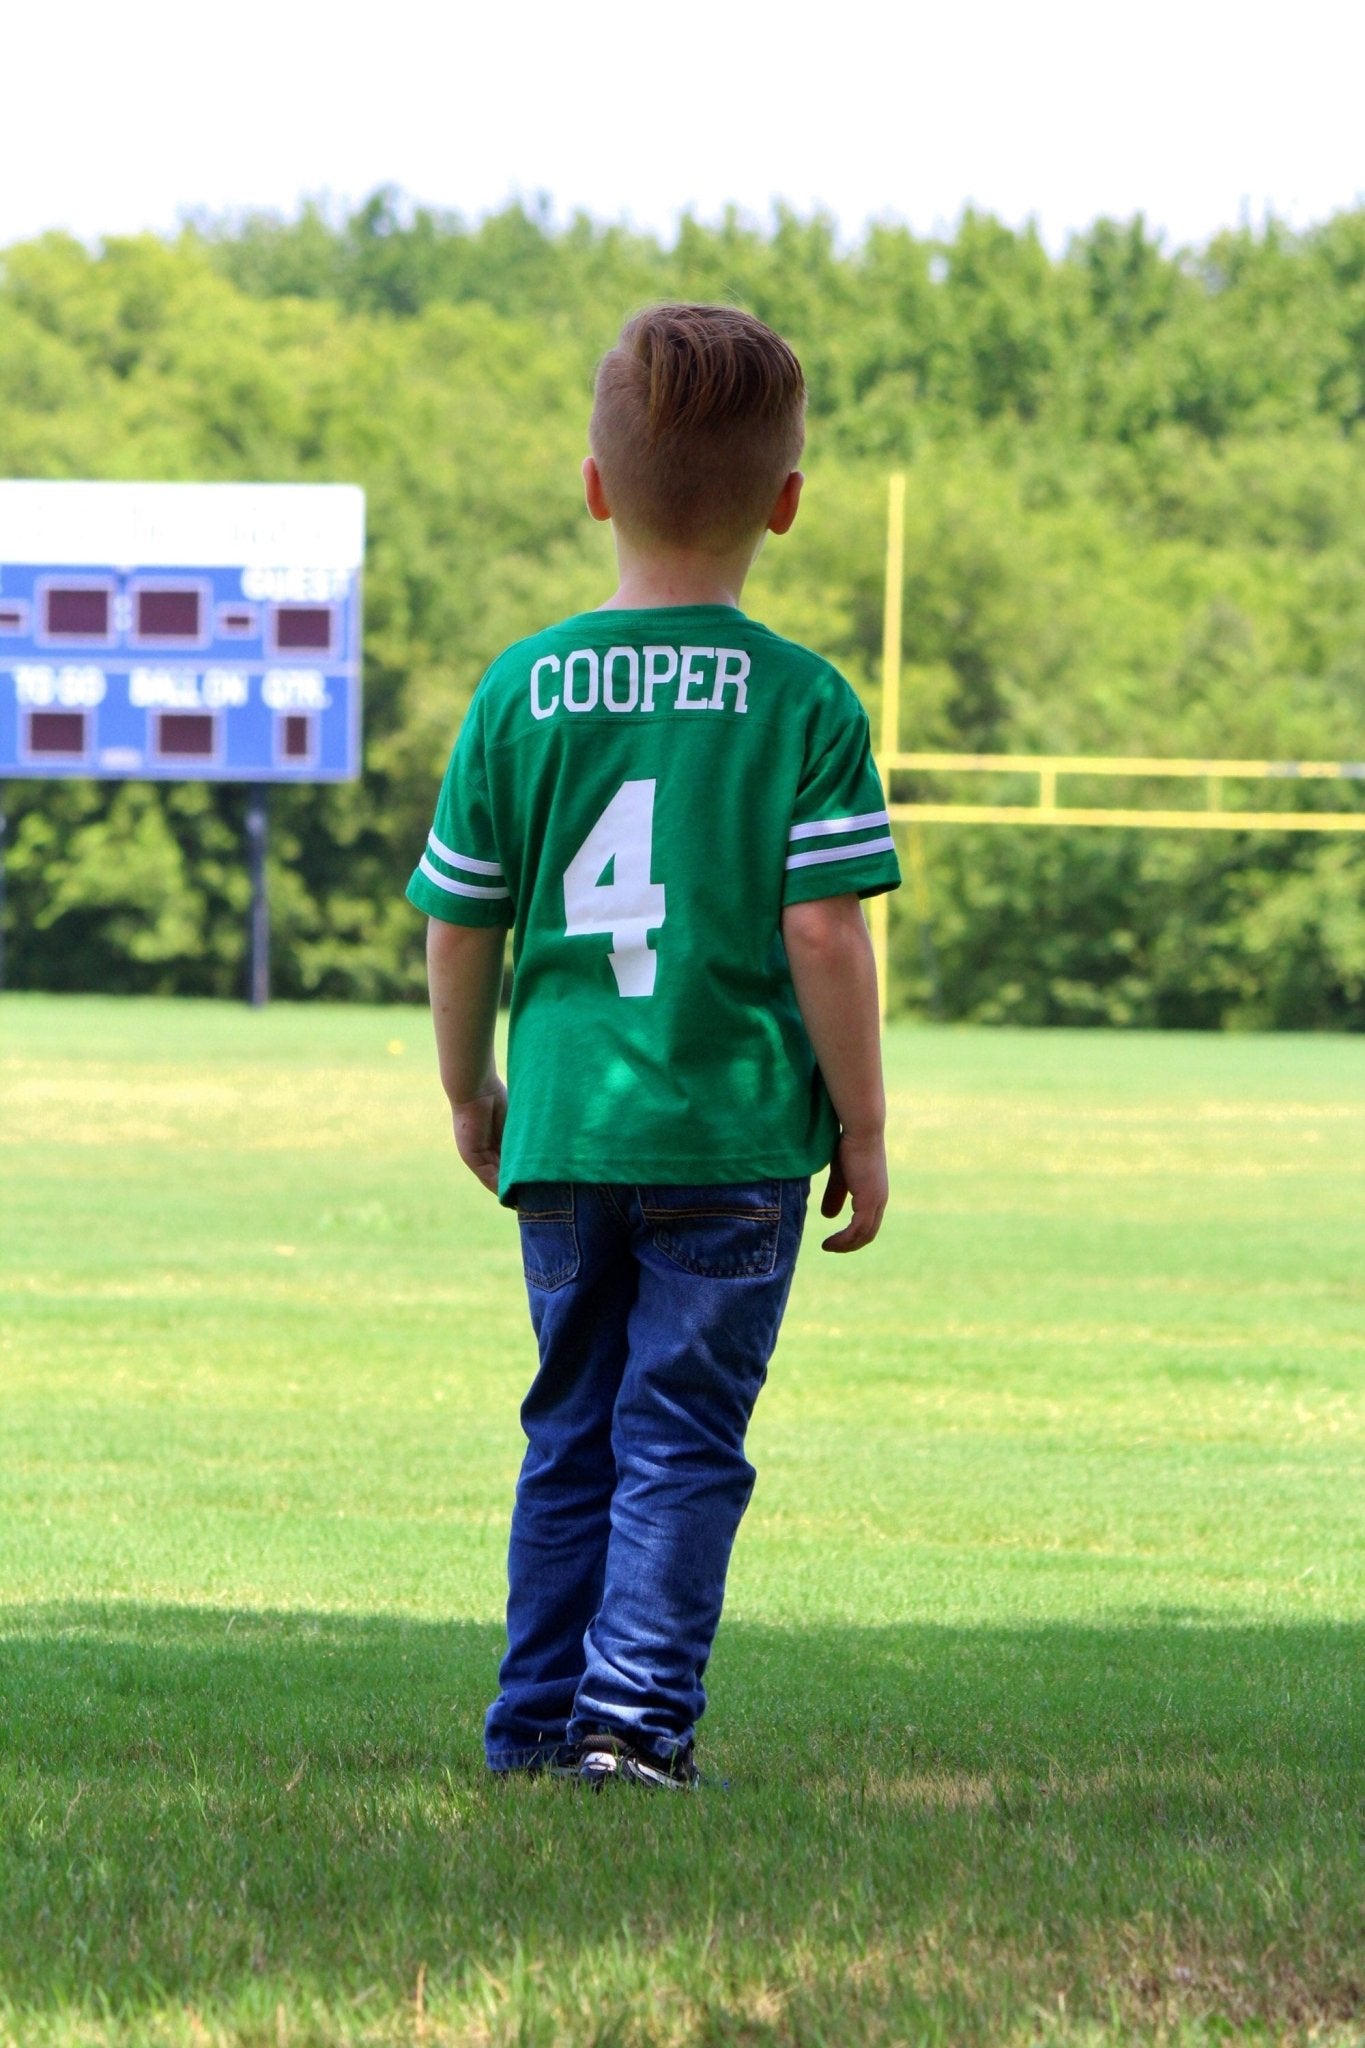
[563, 779, 667, 997]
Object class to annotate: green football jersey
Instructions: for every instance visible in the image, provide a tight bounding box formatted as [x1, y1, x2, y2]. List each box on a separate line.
[406, 604, 901, 1200]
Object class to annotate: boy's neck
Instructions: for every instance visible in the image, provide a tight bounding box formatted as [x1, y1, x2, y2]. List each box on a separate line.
[598, 536, 759, 612]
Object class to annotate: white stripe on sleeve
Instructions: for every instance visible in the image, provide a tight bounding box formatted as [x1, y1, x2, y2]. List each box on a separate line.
[428, 829, 503, 877]
[418, 854, 510, 901]
[789, 807, 889, 842]
[785, 834, 896, 872]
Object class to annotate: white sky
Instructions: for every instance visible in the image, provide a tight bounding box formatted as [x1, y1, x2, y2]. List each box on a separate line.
[1, 0, 1363, 255]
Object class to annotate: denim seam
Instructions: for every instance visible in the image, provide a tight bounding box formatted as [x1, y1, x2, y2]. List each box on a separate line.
[519, 1185, 580, 1289]
[640, 1205, 781, 1222]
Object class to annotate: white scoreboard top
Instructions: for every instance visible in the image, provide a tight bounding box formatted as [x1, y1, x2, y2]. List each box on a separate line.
[0, 481, 365, 570]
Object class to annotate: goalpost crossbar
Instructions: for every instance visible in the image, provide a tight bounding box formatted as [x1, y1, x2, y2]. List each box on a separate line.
[883, 752, 1365, 832]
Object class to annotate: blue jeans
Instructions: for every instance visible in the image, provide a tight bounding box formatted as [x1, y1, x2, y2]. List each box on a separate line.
[484, 1178, 809, 1771]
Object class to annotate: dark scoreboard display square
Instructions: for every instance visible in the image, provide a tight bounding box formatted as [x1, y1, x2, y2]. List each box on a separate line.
[46, 586, 110, 637]
[274, 605, 334, 652]
[28, 710, 88, 756]
[137, 589, 202, 639]
[282, 714, 312, 760]
[157, 713, 216, 759]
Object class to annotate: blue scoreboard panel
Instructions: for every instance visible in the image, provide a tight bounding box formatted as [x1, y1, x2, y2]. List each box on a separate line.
[0, 481, 364, 781]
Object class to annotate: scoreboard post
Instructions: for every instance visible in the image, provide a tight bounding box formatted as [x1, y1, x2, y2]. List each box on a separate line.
[0, 480, 365, 1003]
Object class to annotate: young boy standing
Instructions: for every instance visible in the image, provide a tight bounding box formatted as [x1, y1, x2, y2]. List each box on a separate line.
[407, 304, 900, 1788]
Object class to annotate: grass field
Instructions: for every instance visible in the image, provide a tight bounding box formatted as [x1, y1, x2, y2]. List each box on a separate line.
[1, 996, 1362, 2048]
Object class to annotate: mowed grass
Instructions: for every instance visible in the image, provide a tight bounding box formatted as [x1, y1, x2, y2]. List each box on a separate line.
[1, 996, 1362, 2048]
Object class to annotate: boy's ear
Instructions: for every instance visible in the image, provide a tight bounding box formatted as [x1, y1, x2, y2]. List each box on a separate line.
[583, 456, 612, 524]
[767, 470, 804, 536]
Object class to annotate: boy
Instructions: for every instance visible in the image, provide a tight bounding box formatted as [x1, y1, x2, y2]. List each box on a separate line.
[407, 304, 900, 1789]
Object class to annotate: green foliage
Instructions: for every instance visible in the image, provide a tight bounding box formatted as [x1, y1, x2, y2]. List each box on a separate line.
[2, 198, 1364, 1019]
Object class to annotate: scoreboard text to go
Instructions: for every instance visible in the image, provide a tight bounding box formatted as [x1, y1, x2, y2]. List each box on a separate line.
[0, 482, 364, 783]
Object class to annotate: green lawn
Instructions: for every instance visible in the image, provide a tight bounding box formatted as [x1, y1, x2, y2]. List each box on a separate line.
[1, 996, 1362, 2047]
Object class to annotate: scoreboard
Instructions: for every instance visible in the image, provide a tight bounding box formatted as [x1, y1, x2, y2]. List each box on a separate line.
[0, 481, 364, 782]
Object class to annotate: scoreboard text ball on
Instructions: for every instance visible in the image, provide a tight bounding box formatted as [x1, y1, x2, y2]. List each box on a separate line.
[0, 481, 365, 782]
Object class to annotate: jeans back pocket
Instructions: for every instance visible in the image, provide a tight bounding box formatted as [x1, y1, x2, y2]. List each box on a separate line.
[516, 1183, 580, 1291]
[639, 1182, 783, 1279]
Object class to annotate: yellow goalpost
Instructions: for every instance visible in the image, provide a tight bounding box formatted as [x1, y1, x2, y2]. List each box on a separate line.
[868, 474, 1365, 1014]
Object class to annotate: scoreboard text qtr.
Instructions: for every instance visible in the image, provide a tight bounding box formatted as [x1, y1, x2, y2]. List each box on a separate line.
[0, 481, 365, 782]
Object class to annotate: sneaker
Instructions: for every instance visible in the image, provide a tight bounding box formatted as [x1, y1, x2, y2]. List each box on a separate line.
[576, 1730, 699, 1791]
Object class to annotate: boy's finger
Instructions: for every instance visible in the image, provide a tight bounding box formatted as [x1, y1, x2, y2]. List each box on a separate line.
[457, 1143, 501, 1194]
[820, 1198, 885, 1253]
[820, 1161, 848, 1218]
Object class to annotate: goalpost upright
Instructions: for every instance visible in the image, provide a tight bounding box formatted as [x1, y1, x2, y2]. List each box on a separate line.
[867, 473, 904, 1008]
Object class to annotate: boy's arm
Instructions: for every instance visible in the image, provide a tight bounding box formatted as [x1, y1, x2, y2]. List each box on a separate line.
[425, 917, 507, 1195]
[781, 893, 888, 1252]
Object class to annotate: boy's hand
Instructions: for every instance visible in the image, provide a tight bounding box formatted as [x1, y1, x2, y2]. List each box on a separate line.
[451, 1081, 508, 1195]
[820, 1130, 888, 1252]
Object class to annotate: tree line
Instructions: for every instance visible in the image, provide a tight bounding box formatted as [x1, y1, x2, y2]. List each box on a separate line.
[2, 193, 1363, 1025]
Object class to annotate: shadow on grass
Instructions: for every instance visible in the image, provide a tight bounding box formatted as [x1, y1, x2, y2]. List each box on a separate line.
[0, 1601, 1360, 2030]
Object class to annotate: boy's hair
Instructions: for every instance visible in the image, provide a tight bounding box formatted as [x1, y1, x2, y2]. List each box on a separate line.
[590, 304, 805, 549]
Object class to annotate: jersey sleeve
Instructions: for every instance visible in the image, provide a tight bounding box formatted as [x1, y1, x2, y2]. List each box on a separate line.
[405, 694, 514, 928]
[782, 675, 902, 904]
